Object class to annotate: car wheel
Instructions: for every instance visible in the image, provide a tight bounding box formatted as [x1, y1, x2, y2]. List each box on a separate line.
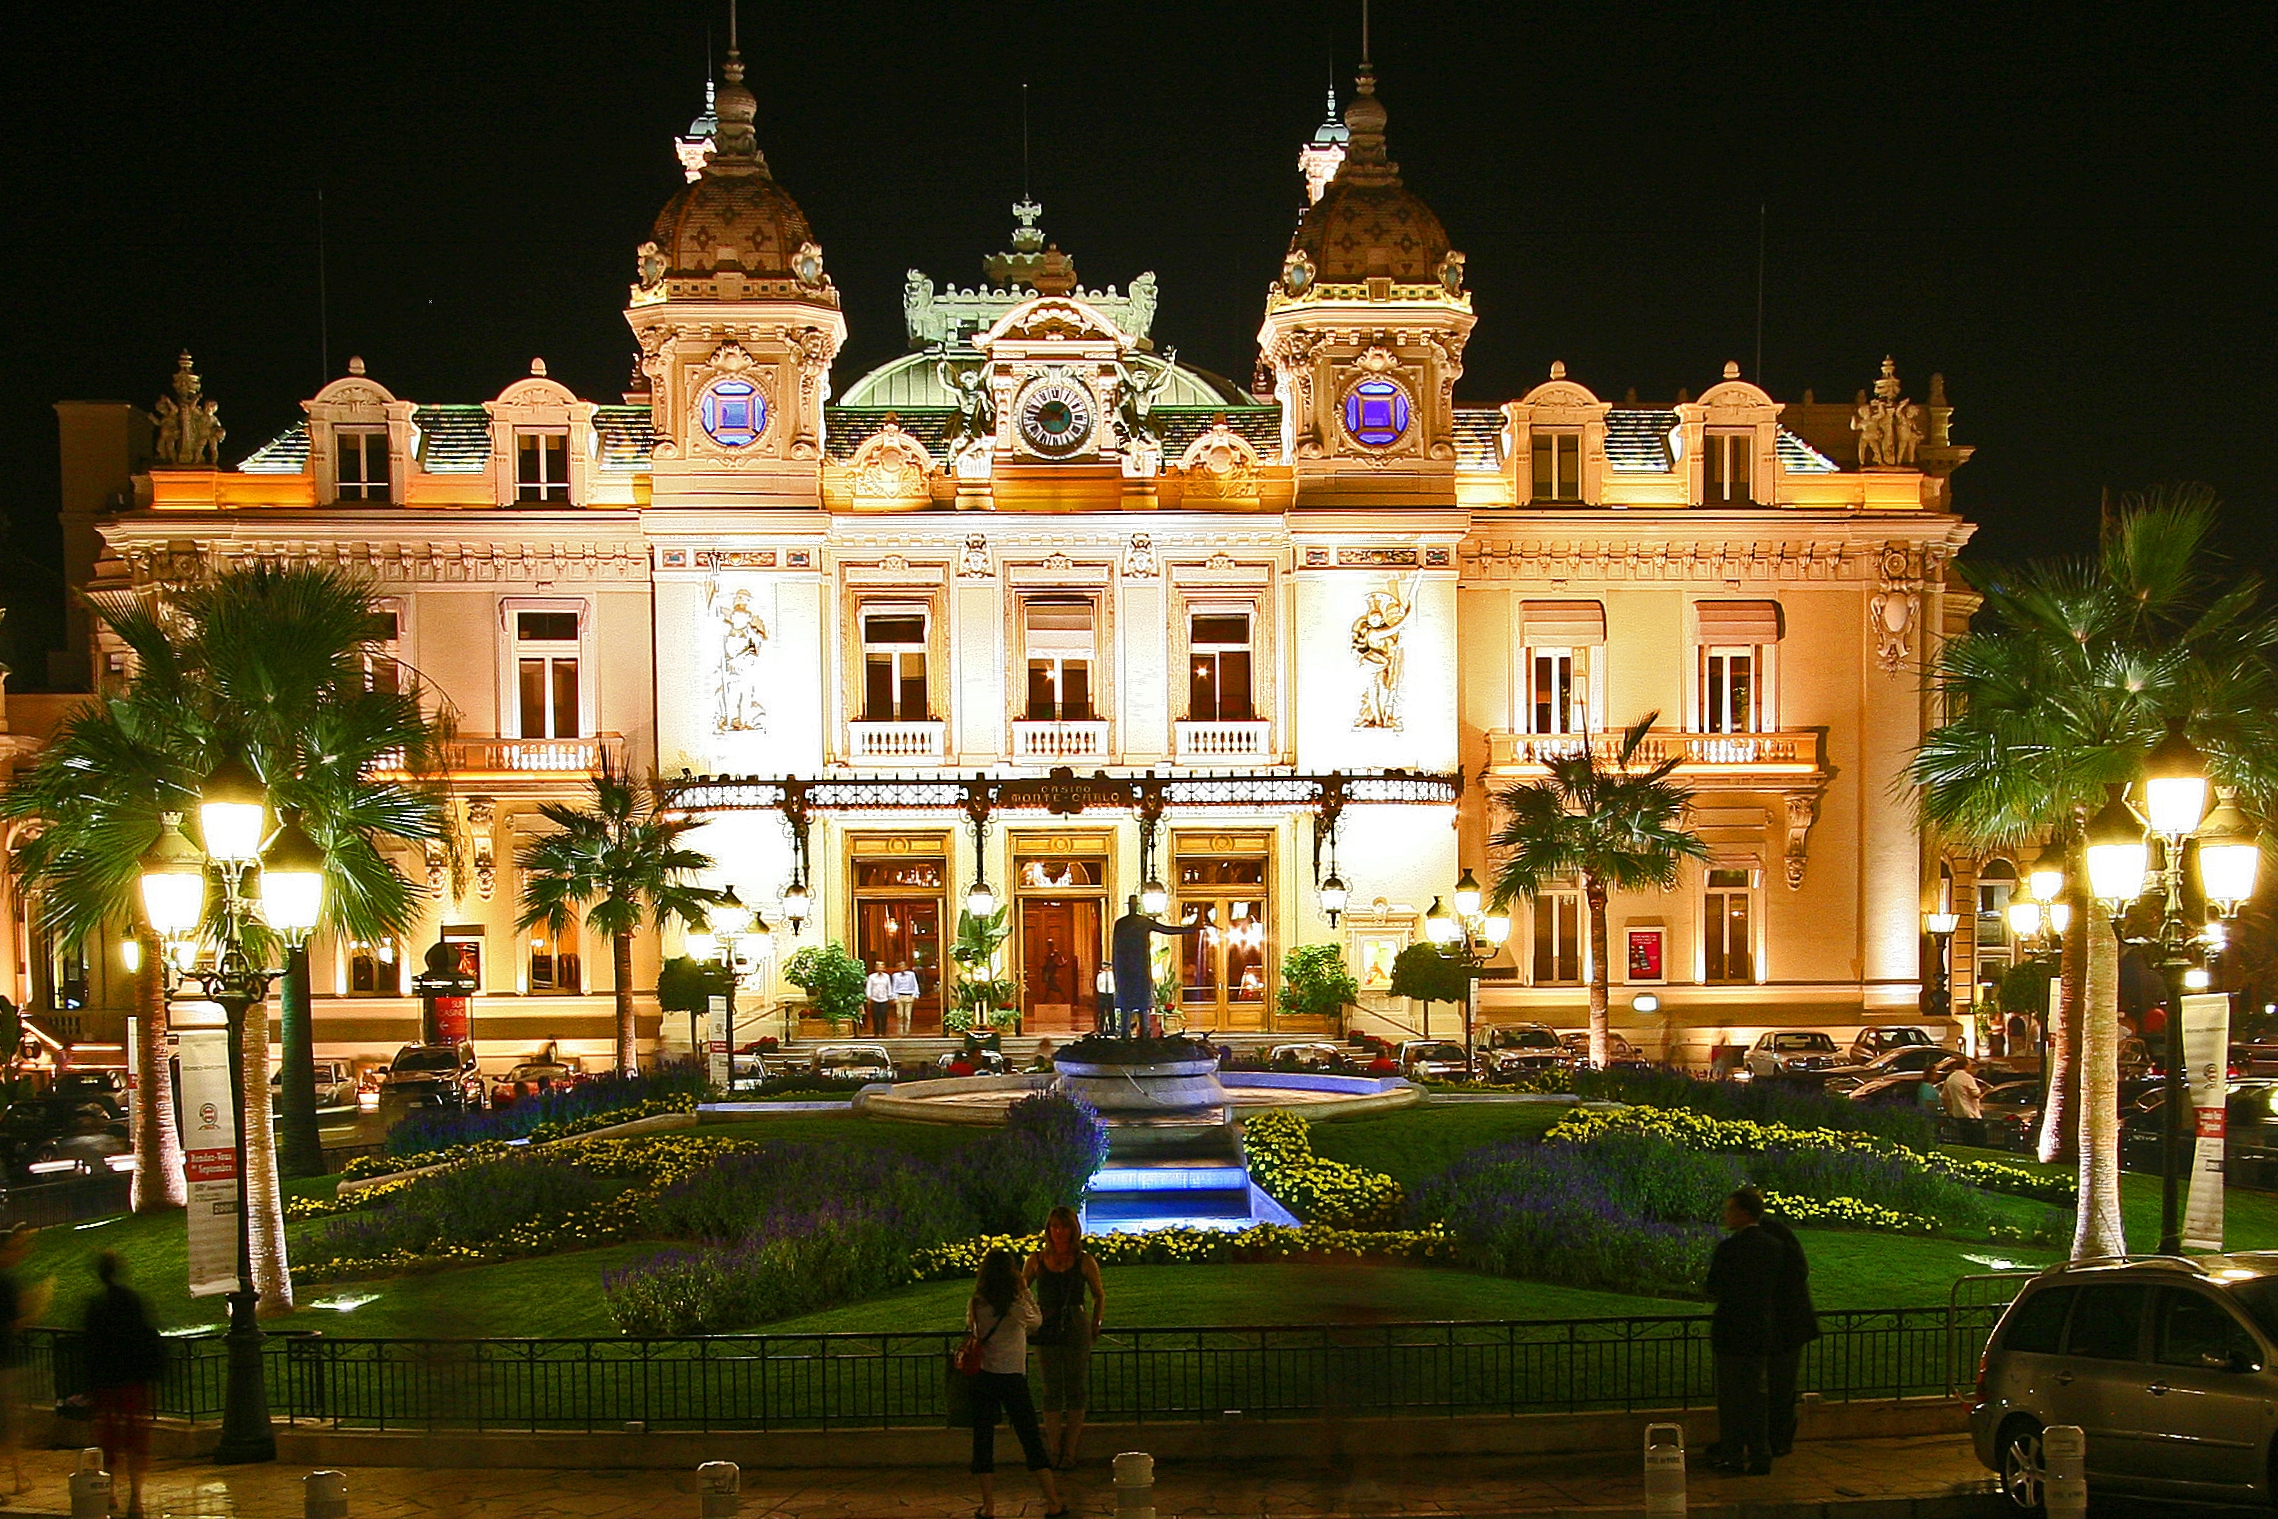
[1998, 1417, 2046, 1516]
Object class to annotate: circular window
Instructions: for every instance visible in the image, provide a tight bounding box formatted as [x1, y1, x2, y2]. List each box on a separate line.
[1341, 377, 1412, 448]
[699, 378, 766, 448]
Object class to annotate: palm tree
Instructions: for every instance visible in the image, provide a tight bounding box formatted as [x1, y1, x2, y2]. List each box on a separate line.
[1913, 487, 2278, 1259]
[1487, 712, 1711, 1069]
[5, 563, 452, 1310]
[516, 760, 719, 1074]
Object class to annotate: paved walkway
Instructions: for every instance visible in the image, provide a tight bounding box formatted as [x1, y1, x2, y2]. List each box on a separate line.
[1, 1433, 1995, 1519]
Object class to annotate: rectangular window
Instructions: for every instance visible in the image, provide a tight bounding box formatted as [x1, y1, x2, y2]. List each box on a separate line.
[1532, 891, 1583, 984]
[1528, 647, 1589, 735]
[1189, 612, 1253, 721]
[1702, 646, 1760, 734]
[529, 920, 582, 994]
[515, 431, 570, 503]
[1024, 597, 1095, 721]
[514, 609, 581, 738]
[347, 939, 402, 997]
[363, 609, 403, 696]
[1704, 867, 1754, 984]
[336, 428, 390, 500]
[861, 609, 930, 722]
[1703, 430, 1753, 504]
[1531, 431, 1582, 502]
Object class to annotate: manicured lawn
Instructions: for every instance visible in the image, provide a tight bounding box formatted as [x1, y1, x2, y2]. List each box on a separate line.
[1304, 1100, 1573, 1184]
[692, 1110, 978, 1160]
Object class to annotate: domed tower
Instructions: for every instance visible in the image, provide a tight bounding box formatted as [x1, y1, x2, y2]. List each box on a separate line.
[626, 35, 846, 506]
[1257, 60, 1473, 502]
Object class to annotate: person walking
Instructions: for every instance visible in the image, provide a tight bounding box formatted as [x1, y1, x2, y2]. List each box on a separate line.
[82, 1251, 164, 1519]
[1024, 1205, 1105, 1469]
[964, 1248, 1065, 1518]
[1093, 961, 1115, 1034]
[1704, 1187, 1785, 1474]
[891, 963, 920, 1036]
[1756, 1210, 1821, 1459]
[865, 961, 894, 1038]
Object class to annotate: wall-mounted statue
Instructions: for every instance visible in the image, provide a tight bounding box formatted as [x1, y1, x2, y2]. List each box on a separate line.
[1351, 574, 1418, 730]
[150, 351, 225, 466]
[711, 585, 768, 732]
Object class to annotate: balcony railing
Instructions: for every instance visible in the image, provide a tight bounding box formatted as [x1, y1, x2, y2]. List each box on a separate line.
[1175, 720, 1272, 764]
[1486, 728, 1822, 777]
[1011, 719, 1109, 764]
[371, 733, 626, 780]
[846, 720, 947, 765]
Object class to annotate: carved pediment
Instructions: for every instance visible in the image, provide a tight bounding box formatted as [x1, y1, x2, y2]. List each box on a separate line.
[978, 295, 1130, 352]
[845, 419, 935, 501]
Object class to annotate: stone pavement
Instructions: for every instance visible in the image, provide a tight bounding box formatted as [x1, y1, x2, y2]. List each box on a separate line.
[0, 1433, 1996, 1519]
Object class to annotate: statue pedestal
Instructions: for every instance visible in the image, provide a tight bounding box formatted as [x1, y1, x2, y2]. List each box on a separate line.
[1053, 1044, 1229, 1159]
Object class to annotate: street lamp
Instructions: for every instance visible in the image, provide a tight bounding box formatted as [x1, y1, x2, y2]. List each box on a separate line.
[780, 876, 809, 936]
[1923, 910, 1959, 1022]
[136, 756, 327, 1465]
[696, 886, 766, 1092]
[2028, 838, 2068, 915]
[1427, 871, 1511, 1068]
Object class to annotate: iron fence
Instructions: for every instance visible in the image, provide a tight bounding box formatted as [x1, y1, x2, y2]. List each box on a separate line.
[23, 1294, 2027, 1435]
[0, 1172, 132, 1230]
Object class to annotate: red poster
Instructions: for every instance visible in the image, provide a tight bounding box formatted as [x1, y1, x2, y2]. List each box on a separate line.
[433, 997, 470, 1043]
[1627, 930, 1664, 981]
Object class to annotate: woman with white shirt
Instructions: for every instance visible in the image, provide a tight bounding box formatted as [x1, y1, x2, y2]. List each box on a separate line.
[964, 1248, 1065, 1518]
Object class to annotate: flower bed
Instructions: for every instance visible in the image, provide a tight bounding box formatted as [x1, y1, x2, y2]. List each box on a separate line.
[909, 1223, 1458, 1279]
[380, 1062, 714, 1159]
[1243, 1108, 1404, 1227]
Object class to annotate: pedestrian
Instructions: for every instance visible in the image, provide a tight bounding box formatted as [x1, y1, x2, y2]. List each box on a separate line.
[1755, 1211, 1820, 1459]
[1942, 1058, 1986, 1143]
[964, 1247, 1065, 1518]
[1024, 1205, 1105, 1469]
[891, 963, 920, 1036]
[82, 1251, 164, 1519]
[0, 1224, 41, 1496]
[865, 960, 894, 1038]
[1029, 1038, 1058, 1073]
[2005, 1010, 2029, 1059]
[1093, 962, 1115, 1033]
[1704, 1186, 1785, 1474]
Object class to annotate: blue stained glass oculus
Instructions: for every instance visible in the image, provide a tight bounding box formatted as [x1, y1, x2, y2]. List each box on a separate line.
[1342, 378, 1411, 447]
[700, 378, 766, 447]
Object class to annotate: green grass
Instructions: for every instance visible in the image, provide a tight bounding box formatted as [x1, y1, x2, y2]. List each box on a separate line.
[1304, 1100, 1573, 1184]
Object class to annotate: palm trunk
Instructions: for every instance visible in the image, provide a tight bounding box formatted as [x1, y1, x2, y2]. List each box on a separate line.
[2038, 861, 2086, 1164]
[130, 933, 186, 1212]
[1585, 878, 1611, 1070]
[242, 994, 294, 1314]
[277, 943, 323, 1180]
[2071, 909, 2128, 1259]
[614, 931, 638, 1075]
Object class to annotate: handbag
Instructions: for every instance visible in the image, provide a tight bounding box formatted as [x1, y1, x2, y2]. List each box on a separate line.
[945, 1299, 1010, 1427]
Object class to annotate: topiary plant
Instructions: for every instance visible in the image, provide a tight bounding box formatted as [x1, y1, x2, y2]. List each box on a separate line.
[783, 942, 868, 1032]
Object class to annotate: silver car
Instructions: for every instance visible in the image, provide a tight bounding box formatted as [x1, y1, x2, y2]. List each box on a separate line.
[1972, 1255, 2278, 1509]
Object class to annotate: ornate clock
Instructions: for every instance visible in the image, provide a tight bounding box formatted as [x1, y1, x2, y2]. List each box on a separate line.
[1015, 378, 1097, 458]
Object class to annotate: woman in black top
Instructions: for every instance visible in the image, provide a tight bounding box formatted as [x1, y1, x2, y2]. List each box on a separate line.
[1023, 1206, 1105, 1470]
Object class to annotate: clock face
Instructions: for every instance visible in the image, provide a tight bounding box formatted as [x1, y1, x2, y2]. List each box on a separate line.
[1016, 379, 1096, 457]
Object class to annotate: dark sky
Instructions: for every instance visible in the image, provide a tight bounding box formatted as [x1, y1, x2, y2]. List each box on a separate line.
[3, 1, 2270, 684]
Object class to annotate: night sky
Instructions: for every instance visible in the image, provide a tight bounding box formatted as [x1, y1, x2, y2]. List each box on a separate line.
[2, 1, 2270, 684]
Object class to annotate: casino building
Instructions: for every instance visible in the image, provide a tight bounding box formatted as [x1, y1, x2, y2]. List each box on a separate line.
[14, 44, 1983, 1068]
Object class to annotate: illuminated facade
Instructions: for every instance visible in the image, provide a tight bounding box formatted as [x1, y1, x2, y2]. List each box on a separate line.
[22, 48, 1977, 1066]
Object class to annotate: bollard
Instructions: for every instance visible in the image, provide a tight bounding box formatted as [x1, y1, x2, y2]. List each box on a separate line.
[68, 1449, 111, 1519]
[2041, 1424, 2086, 1519]
[698, 1460, 741, 1519]
[1113, 1450, 1156, 1519]
[304, 1469, 349, 1519]
[1643, 1423, 1686, 1519]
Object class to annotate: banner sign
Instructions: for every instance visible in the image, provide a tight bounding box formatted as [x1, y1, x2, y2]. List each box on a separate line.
[707, 995, 732, 1092]
[177, 1028, 241, 1299]
[2182, 992, 2233, 1252]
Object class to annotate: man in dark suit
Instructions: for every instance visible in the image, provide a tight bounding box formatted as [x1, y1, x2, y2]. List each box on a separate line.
[1757, 1210, 1821, 1457]
[1704, 1186, 1786, 1474]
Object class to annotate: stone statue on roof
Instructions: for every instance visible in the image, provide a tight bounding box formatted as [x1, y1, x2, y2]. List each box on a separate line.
[904, 271, 946, 347]
[150, 351, 225, 467]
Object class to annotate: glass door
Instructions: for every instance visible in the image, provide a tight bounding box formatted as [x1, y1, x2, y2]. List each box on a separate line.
[1174, 853, 1271, 1031]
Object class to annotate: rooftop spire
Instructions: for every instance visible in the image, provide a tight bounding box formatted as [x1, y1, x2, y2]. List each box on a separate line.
[708, 0, 767, 174]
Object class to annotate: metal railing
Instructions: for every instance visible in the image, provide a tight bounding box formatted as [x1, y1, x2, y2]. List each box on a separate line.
[1485, 729, 1823, 775]
[1010, 720, 1109, 763]
[846, 721, 947, 764]
[1174, 720, 1272, 763]
[0, 1172, 132, 1230]
[22, 1303, 2017, 1435]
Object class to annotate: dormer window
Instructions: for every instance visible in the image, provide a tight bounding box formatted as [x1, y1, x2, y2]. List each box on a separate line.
[1704, 429, 1754, 505]
[336, 427, 390, 501]
[516, 431, 570, 503]
[1531, 431, 1582, 502]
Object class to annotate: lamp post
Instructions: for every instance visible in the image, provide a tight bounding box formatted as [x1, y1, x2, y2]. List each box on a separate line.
[689, 885, 762, 1093]
[135, 759, 326, 1465]
[1424, 868, 1512, 1072]
[1923, 910, 1960, 1024]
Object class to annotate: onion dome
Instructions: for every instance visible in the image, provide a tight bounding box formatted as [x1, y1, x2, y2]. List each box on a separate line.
[1286, 65, 1451, 284]
[648, 45, 816, 281]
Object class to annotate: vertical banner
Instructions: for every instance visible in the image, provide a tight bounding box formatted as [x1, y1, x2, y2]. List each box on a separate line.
[177, 1027, 241, 1298]
[2182, 992, 2233, 1252]
[707, 994, 732, 1092]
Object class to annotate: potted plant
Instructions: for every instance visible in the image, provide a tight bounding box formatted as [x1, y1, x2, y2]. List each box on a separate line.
[1278, 943, 1361, 1035]
[783, 942, 868, 1036]
[949, 907, 1021, 1034]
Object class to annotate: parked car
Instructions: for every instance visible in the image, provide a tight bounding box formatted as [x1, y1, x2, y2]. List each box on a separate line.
[45, 1071, 126, 1118]
[1559, 1029, 1651, 1071]
[2121, 1080, 2278, 1176]
[490, 1054, 585, 1107]
[1839, 1068, 1952, 1109]
[1477, 1024, 1570, 1079]
[2, 1097, 126, 1179]
[1972, 1254, 2278, 1508]
[1976, 1078, 2045, 1149]
[379, 1043, 484, 1109]
[1820, 1043, 1962, 1093]
[813, 1044, 894, 1083]
[1397, 1040, 1474, 1083]
[935, 1048, 1008, 1077]
[271, 1059, 358, 1110]
[1267, 1042, 1351, 1072]
[1744, 1030, 1844, 1081]
[1848, 1025, 1938, 1063]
